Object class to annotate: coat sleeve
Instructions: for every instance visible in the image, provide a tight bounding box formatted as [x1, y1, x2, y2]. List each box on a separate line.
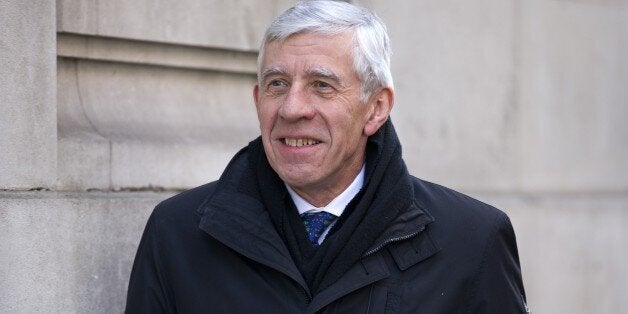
[125, 208, 174, 314]
[466, 211, 529, 313]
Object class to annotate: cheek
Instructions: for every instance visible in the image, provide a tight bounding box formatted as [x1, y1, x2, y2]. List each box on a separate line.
[330, 118, 361, 145]
[257, 106, 276, 133]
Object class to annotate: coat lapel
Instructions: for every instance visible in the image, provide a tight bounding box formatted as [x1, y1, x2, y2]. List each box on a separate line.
[307, 253, 390, 313]
[197, 188, 310, 293]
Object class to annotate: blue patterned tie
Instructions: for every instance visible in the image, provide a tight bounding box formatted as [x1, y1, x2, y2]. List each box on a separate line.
[301, 211, 337, 246]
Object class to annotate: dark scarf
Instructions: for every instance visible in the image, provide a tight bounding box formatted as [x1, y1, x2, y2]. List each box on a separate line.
[244, 119, 413, 294]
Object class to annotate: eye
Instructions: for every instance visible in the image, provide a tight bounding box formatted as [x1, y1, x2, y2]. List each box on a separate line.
[265, 79, 289, 94]
[313, 81, 333, 92]
[314, 81, 331, 89]
[268, 79, 287, 88]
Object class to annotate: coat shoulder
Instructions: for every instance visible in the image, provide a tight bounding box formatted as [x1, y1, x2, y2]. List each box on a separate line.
[410, 176, 508, 226]
[409, 176, 515, 259]
[151, 181, 219, 224]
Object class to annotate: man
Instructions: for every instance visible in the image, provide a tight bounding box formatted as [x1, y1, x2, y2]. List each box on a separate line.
[126, 1, 527, 313]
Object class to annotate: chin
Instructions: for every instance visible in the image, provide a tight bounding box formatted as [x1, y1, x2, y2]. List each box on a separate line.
[278, 170, 317, 188]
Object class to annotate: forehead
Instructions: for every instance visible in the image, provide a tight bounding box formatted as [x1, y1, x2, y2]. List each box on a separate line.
[261, 31, 356, 75]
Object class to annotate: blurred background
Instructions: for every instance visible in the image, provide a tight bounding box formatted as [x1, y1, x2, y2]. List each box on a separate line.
[1, 0, 626, 312]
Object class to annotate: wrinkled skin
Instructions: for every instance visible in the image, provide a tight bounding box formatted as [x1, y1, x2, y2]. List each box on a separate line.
[254, 31, 393, 206]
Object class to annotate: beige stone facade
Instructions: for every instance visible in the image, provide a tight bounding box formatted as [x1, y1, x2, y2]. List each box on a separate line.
[1, 0, 626, 312]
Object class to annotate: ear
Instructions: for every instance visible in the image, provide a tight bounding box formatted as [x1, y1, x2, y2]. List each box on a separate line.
[253, 84, 260, 109]
[364, 87, 394, 136]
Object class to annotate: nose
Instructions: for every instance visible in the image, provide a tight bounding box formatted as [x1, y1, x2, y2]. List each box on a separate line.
[278, 84, 316, 121]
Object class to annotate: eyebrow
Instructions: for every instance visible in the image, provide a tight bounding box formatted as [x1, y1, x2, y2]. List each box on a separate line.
[306, 67, 343, 86]
[259, 66, 345, 87]
[259, 66, 286, 83]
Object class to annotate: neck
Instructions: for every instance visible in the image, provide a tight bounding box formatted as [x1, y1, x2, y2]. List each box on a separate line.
[289, 162, 364, 207]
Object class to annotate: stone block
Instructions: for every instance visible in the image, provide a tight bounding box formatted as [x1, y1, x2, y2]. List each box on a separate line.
[57, 58, 259, 190]
[57, 33, 258, 75]
[56, 0, 297, 50]
[0, 1, 57, 189]
[518, 0, 628, 192]
[110, 141, 237, 190]
[0, 191, 170, 313]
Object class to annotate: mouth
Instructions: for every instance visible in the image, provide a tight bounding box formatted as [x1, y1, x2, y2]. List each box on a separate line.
[282, 138, 321, 147]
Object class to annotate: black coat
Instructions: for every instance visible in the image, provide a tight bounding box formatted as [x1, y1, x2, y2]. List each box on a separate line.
[126, 145, 527, 313]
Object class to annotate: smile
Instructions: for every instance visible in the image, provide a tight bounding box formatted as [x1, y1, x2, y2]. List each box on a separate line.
[283, 138, 320, 147]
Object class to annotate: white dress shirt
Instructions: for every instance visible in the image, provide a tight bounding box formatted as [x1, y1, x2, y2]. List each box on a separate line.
[285, 164, 365, 244]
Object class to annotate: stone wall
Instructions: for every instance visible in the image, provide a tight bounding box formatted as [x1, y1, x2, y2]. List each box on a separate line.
[1, 0, 626, 312]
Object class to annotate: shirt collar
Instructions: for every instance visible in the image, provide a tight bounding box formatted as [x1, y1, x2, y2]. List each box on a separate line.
[285, 164, 365, 217]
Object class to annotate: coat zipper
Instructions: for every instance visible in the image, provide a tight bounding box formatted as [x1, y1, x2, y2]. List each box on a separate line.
[362, 225, 426, 257]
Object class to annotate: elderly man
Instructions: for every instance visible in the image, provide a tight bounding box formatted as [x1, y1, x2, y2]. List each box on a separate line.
[126, 1, 527, 313]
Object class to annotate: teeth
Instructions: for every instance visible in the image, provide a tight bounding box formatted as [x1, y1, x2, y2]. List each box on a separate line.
[284, 138, 320, 147]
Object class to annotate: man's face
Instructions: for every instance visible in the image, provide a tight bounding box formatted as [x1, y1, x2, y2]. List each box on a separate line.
[254, 31, 380, 205]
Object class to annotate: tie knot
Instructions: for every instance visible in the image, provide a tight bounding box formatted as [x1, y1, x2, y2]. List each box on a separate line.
[301, 211, 337, 247]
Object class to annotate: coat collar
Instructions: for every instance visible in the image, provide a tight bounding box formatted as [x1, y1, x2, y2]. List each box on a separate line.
[196, 133, 441, 306]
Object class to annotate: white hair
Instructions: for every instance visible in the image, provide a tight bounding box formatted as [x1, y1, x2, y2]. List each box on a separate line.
[258, 0, 393, 101]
